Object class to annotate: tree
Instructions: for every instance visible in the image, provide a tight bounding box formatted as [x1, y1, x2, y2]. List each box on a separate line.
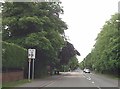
[59, 41, 80, 65]
[68, 56, 79, 70]
[80, 13, 120, 75]
[2, 2, 68, 78]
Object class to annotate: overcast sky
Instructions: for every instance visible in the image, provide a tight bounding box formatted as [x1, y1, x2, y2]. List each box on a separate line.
[0, 0, 119, 62]
[60, 0, 119, 63]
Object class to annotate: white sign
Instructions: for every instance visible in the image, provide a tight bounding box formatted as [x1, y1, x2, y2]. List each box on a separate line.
[28, 49, 36, 59]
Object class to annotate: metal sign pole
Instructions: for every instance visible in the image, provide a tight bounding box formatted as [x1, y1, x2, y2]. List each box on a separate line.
[32, 59, 35, 80]
[28, 58, 31, 81]
[28, 49, 36, 81]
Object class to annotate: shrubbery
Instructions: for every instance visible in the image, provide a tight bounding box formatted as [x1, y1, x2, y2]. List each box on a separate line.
[2, 41, 27, 70]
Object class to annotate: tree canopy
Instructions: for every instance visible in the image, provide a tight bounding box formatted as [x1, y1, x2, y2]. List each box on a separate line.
[80, 13, 120, 75]
[58, 41, 80, 64]
[2, 2, 79, 77]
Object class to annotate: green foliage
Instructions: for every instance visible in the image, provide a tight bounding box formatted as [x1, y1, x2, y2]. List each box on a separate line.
[59, 42, 80, 65]
[2, 2, 67, 38]
[2, 79, 30, 88]
[2, 2, 68, 77]
[25, 32, 52, 50]
[59, 56, 79, 71]
[68, 56, 79, 70]
[80, 13, 120, 75]
[79, 61, 84, 70]
[2, 41, 27, 70]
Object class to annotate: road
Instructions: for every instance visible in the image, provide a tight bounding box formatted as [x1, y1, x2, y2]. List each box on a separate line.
[17, 69, 119, 89]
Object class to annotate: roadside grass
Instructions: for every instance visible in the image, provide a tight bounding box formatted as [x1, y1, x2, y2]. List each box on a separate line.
[2, 79, 31, 89]
[1, 75, 53, 89]
[94, 72, 120, 80]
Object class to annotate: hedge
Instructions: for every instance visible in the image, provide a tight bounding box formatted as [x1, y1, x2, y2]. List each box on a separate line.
[2, 41, 27, 70]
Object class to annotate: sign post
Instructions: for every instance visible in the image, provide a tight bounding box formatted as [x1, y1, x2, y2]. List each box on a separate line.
[28, 49, 36, 81]
[32, 59, 35, 80]
[28, 58, 31, 81]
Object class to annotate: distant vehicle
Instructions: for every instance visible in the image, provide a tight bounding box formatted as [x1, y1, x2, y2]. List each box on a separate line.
[83, 68, 86, 72]
[83, 68, 90, 73]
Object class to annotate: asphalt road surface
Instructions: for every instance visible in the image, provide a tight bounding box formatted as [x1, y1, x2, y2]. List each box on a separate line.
[17, 68, 119, 89]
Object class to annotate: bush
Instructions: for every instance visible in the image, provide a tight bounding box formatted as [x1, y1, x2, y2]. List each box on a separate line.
[2, 41, 27, 70]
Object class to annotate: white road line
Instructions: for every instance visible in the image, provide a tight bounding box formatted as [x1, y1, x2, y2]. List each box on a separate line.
[44, 76, 62, 87]
[82, 74, 86, 78]
[87, 78, 89, 80]
[97, 86, 101, 89]
[88, 78, 91, 80]
[45, 81, 56, 87]
[91, 81, 101, 89]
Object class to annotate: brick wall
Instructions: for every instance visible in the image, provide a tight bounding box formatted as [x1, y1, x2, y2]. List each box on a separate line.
[2, 70, 24, 83]
[0, 73, 2, 84]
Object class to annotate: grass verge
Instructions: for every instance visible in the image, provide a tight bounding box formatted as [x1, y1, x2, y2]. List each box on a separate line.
[2, 79, 31, 89]
[94, 71, 120, 80]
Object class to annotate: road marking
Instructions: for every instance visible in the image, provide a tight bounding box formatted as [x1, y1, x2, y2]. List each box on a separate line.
[83, 76, 85, 77]
[97, 86, 101, 89]
[43, 76, 63, 87]
[91, 81, 101, 89]
[88, 78, 91, 80]
[87, 78, 89, 80]
[45, 81, 56, 87]
[86, 76, 91, 80]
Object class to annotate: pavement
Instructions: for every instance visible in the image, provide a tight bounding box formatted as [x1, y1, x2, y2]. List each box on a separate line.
[16, 73, 64, 87]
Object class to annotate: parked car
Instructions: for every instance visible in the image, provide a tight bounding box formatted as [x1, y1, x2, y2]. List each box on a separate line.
[83, 68, 90, 73]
